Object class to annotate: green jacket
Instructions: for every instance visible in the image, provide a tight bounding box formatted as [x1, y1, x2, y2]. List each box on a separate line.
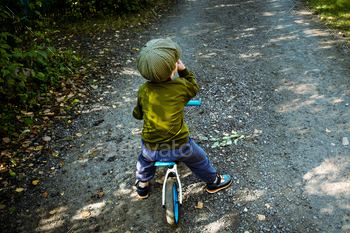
[133, 68, 198, 150]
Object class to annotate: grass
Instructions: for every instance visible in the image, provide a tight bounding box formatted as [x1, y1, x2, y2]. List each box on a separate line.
[306, 0, 350, 37]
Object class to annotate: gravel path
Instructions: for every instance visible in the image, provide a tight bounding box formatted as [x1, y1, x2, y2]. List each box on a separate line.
[3, 0, 350, 232]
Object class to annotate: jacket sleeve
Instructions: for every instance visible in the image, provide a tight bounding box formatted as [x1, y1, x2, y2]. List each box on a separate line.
[132, 92, 143, 120]
[178, 68, 199, 98]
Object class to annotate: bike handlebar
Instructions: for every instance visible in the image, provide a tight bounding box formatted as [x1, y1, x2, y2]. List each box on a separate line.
[186, 100, 201, 106]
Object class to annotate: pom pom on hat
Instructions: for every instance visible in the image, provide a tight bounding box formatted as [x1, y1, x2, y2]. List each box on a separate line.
[137, 38, 181, 82]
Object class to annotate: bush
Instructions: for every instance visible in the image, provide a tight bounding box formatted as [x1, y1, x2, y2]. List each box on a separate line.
[0, 1, 86, 136]
[39, 0, 157, 21]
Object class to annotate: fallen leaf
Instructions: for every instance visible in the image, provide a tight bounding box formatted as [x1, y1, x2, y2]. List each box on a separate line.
[39, 171, 43, 175]
[195, 201, 203, 209]
[80, 163, 84, 166]
[98, 193, 104, 198]
[76, 133, 83, 137]
[43, 136, 51, 142]
[211, 142, 219, 148]
[78, 156, 83, 160]
[32, 180, 39, 185]
[35, 146, 43, 151]
[67, 120, 72, 124]
[82, 211, 90, 218]
[15, 188, 24, 192]
[49, 210, 56, 215]
[91, 85, 98, 89]
[27, 112, 34, 117]
[9, 169, 16, 177]
[2, 137, 11, 143]
[326, 128, 331, 133]
[52, 152, 59, 157]
[56, 97, 65, 102]
[41, 191, 48, 198]
[265, 203, 271, 209]
[62, 136, 74, 141]
[257, 214, 266, 221]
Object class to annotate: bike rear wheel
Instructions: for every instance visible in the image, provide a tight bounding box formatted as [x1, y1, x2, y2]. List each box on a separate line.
[165, 179, 179, 227]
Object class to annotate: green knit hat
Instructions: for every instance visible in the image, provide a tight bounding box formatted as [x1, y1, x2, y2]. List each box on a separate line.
[137, 38, 181, 83]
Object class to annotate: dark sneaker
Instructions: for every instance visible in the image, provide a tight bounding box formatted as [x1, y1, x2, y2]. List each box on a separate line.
[206, 174, 232, 193]
[135, 180, 149, 199]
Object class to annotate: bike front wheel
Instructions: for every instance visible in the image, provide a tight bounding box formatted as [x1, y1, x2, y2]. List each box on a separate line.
[165, 179, 179, 227]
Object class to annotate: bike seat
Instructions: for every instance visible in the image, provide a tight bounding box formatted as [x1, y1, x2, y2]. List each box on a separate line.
[154, 161, 176, 167]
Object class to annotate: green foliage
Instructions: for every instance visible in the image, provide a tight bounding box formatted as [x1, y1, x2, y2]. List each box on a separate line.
[307, 0, 350, 36]
[40, 0, 157, 21]
[0, 1, 87, 137]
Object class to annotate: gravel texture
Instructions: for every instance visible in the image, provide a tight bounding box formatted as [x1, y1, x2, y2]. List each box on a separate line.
[2, 0, 350, 232]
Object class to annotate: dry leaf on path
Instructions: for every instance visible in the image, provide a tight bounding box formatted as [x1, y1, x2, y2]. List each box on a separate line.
[78, 156, 83, 160]
[195, 201, 203, 209]
[32, 180, 39, 185]
[15, 188, 24, 192]
[2, 137, 11, 143]
[43, 136, 51, 142]
[82, 211, 91, 218]
[49, 210, 56, 215]
[326, 128, 331, 133]
[76, 133, 83, 137]
[265, 203, 271, 209]
[41, 192, 48, 198]
[98, 193, 104, 198]
[91, 85, 98, 89]
[257, 214, 266, 221]
[56, 97, 65, 102]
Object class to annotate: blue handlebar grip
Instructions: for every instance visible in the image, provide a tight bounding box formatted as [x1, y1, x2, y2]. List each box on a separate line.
[186, 100, 201, 106]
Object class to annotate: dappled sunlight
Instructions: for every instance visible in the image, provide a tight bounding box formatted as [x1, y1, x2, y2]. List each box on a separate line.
[72, 202, 106, 220]
[304, 167, 350, 196]
[121, 67, 141, 76]
[241, 189, 266, 202]
[37, 206, 68, 231]
[117, 182, 134, 195]
[201, 52, 218, 58]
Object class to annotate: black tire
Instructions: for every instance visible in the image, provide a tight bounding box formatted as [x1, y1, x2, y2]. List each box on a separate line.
[165, 179, 178, 228]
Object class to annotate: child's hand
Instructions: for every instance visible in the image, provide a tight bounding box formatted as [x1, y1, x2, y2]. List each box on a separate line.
[177, 60, 186, 71]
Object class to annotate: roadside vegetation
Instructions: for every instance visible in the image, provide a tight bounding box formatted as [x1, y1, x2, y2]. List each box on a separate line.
[306, 0, 350, 37]
[0, 0, 172, 185]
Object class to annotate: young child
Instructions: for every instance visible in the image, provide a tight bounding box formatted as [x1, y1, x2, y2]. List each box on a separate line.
[133, 38, 232, 198]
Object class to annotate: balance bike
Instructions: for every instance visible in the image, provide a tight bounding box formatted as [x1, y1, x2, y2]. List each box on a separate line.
[154, 100, 201, 227]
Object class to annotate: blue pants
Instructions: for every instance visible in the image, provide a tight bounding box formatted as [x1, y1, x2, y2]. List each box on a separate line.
[136, 136, 217, 183]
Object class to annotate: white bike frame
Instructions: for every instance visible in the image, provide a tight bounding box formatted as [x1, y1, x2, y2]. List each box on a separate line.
[162, 164, 182, 206]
